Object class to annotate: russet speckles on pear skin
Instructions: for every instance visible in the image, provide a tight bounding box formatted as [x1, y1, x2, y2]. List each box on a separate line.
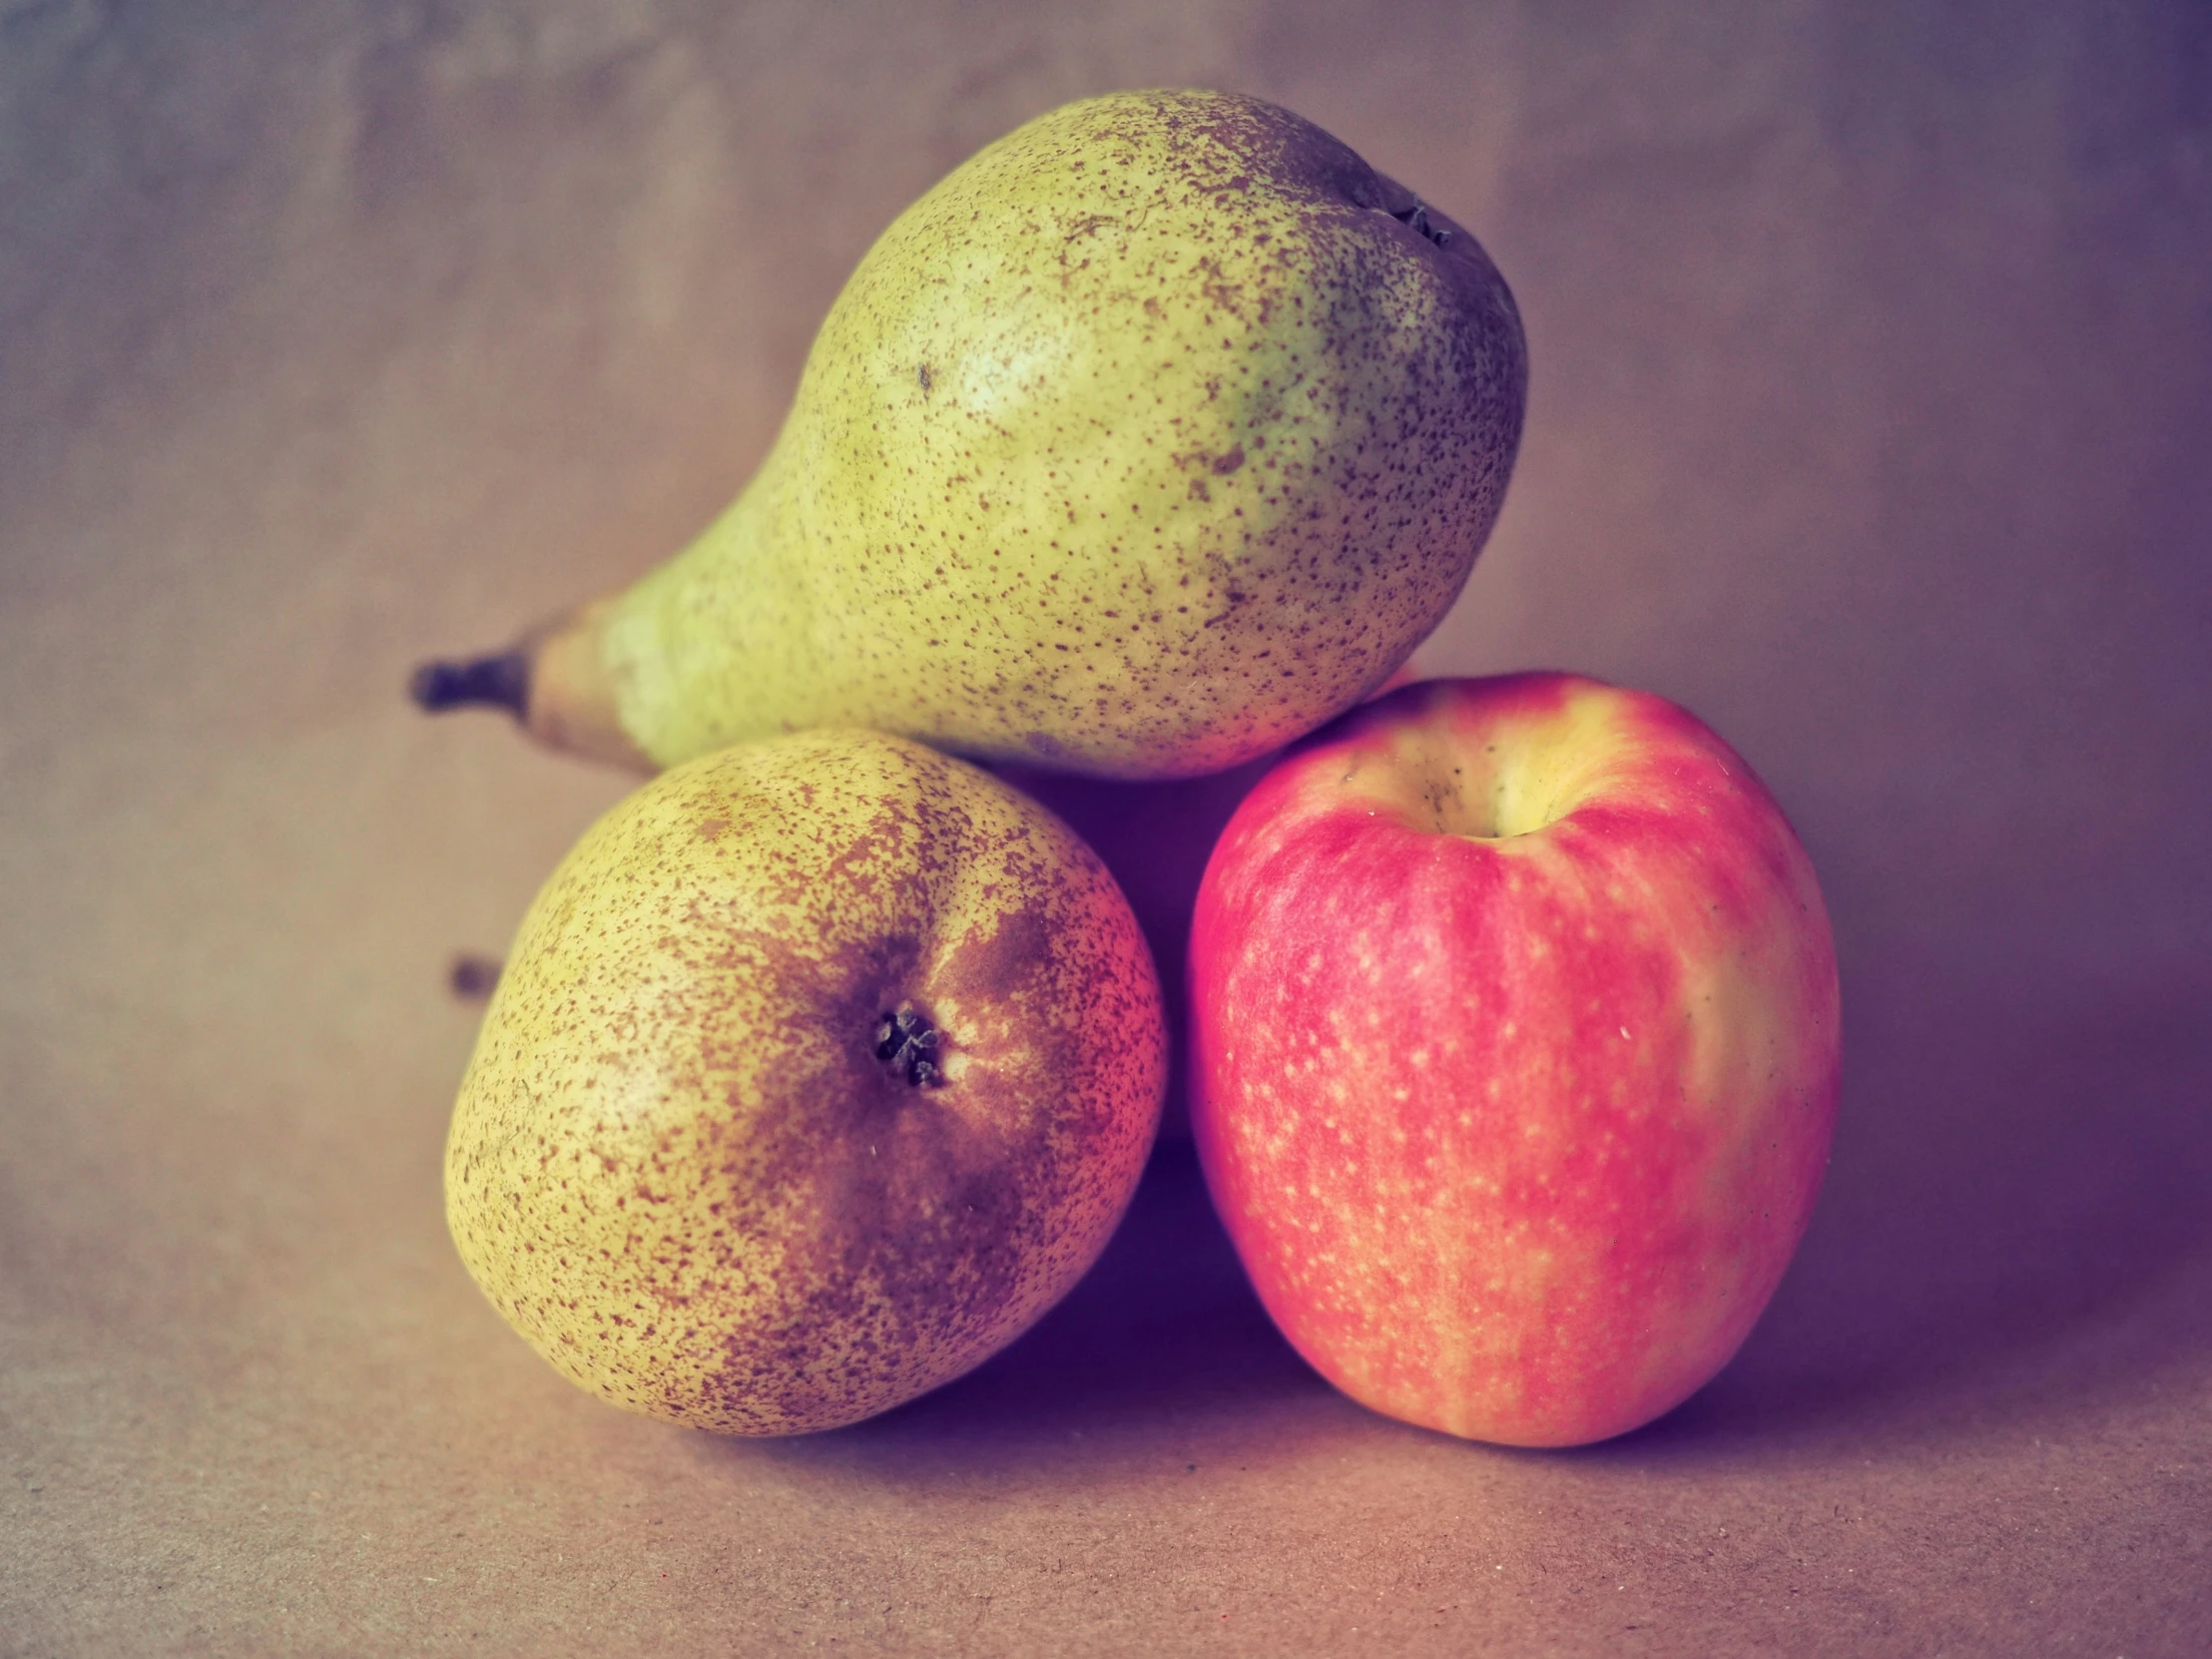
[585, 89, 1526, 780]
[444, 730, 1167, 1434]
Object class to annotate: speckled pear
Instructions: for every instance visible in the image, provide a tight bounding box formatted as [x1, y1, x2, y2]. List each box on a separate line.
[444, 729, 1167, 1433]
[413, 88, 1525, 779]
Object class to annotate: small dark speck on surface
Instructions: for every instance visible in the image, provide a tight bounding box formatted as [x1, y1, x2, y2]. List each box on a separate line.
[449, 952, 502, 1001]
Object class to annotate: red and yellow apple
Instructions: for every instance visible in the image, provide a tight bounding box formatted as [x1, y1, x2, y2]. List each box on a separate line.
[1188, 673, 1841, 1446]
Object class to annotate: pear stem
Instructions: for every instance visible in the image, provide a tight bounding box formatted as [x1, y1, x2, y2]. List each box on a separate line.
[409, 650, 531, 720]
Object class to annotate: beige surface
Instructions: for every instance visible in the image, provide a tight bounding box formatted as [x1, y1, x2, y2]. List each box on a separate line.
[3, 3, 2208, 1653]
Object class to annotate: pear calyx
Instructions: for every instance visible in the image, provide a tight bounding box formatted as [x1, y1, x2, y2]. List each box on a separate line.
[874, 1005, 945, 1089]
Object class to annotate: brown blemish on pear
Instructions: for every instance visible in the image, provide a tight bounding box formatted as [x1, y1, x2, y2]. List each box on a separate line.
[443, 730, 1166, 1433]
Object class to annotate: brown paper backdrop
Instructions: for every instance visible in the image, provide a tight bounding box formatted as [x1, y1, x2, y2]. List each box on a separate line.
[3, 3, 2207, 1653]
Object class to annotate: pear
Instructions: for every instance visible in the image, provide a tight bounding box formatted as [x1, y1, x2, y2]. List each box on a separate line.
[444, 729, 1167, 1433]
[414, 88, 1526, 780]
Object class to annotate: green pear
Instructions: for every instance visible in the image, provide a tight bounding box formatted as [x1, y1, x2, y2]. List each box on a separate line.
[444, 729, 1167, 1433]
[414, 88, 1526, 780]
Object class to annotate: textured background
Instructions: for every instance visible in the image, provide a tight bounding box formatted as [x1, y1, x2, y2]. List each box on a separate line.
[3, 2, 2208, 1652]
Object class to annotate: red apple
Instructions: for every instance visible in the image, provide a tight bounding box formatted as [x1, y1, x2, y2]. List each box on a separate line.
[1188, 673, 1841, 1446]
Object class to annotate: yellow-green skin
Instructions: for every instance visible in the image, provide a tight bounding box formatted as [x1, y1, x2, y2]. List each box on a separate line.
[444, 731, 1166, 1433]
[600, 89, 1526, 780]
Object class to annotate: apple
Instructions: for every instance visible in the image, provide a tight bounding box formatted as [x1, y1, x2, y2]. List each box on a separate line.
[445, 729, 1167, 1434]
[1187, 673, 1841, 1446]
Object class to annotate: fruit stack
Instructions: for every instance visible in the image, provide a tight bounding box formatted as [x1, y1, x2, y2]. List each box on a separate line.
[416, 90, 1840, 1447]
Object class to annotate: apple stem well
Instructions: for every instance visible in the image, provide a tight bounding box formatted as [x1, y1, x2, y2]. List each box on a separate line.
[875, 1006, 945, 1089]
[1379, 739, 1567, 841]
[409, 650, 531, 721]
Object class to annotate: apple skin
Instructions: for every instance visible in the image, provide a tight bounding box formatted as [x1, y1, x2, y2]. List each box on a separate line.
[445, 730, 1167, 1434]
[1187, 673, 1841, 1446]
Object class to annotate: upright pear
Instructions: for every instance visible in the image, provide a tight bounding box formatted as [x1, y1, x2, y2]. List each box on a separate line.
[415, 89, 1526, 779]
